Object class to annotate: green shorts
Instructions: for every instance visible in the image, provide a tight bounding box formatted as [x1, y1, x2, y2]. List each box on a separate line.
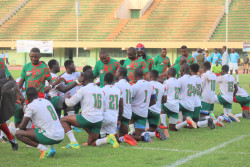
[35, 128, 62, 145]
[179, 104, 193, 117]
[76, 114, 102, 134]
[14, 104, 23, 124]
[235, 96, 250, 107]
[201, 101, 214, 111]
[193, 106, 201, 119]
[148, 110, 160, 126]
[121, 116, 130, 126]
[132, 112, 146, 129]
[217, 95, 232, 109]
[161, 104, 178, 119]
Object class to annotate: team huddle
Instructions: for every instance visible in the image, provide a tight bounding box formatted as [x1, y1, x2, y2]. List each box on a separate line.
[0, 44, 249, 159]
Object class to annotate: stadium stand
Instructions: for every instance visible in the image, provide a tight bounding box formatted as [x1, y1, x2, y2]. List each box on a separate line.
[0, 0, 123, 40]
[115, 0, 226, 41]
[210, 0, 250, 42]
[0, 0, 23, 19]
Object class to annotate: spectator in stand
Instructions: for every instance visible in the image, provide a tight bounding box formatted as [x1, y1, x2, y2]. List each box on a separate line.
[212, 60, 222, 76]
[243, 53, 249, 74]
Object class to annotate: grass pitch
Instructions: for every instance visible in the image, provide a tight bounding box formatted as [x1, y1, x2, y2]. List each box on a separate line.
[0, 71, 249, 167]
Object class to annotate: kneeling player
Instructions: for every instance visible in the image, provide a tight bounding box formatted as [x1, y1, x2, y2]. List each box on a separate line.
[16, 87, 64, 159]
[60, 71, 118, 148]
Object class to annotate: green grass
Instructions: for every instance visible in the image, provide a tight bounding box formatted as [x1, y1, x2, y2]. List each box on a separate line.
[1, 71, 250, 167]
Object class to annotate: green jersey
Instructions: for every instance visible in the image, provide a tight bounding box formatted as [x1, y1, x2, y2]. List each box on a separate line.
[212, 64, 222, 74]
[175, 55, 196, 65]
[123, 57, 148, 83]
[0, 58, 11, 78]
[141, 55, 154, 71]
[93, 57, 120, 88]
[173, 64, 181, 79]
[153, 54, 171, 74]
[21, 62, 52, 98]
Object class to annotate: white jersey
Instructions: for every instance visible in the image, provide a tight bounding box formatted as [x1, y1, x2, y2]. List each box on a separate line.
[49, 73, 64, 98]
[131, 80, 155, 118]
[236, 85, 249, 97]
[16, 77, 26, 97]
[65, 83, 104, 123]
[217, 74, 236, 103]
[114, 79, 132, 119]
[201, 70, 217, 104]
[178, 74, 196, 111]
[102, 85, 121, 122]
[60, 72, 81, 97]
[24, 98, 64, 141]
[163, 77, 180, 113]
[149, 81, 166, 114]
[192, 75, 202, 107]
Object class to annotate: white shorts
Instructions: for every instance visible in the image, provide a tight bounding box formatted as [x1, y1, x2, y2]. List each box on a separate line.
[100, 119, 117, 135]
[229, 63, 238, 70]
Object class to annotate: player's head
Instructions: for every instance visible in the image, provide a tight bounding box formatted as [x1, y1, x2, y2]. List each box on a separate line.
[104, 72, 114, 85]
[197, 48, 202, 53]
[0, 69, 6, 79]
[150, 70, 158, 81]
[161, 48, 167, 57]
[48, 59, 60, 73]
[134, 68, 143, 81]
[180, 63, 190, 76]
[181, 45, 188, 57]
[180, 56, 187, 65]
[221, 65, 229, 75]
[115, 67, 127, 80]
[214, 48, 218, 53]
[190, 63, 199, 74]
[29, 48, 41, 65]
[26, 87, 38, 103]
[222, 46, 227, 52]
[205, 50, 209, 56]
[136, 43, 145, 57]
[231, 48, 235, 53]
[203, 61, 211, 71]
[166, 68, 176, 79]
[215, 60, 219, 65]
[83, 71, 95, 85]
[99, 50, 109, 64]
[127, 47, 137, 60]
[119, 59, 125, 66]
[64, 59, 75, 73]
[82, 65, 92, 72]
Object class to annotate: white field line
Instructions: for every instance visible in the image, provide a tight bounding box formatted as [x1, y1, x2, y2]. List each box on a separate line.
[165, 134, 250, 167]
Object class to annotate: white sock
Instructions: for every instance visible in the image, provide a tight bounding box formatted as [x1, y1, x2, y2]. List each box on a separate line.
[119, 136, 125, 143]
[175, 121, 187, 130]
[96, 137, 108, 146]
[179, 112, 183, 122]
[0, 130, 6, 138]
[9, 127, 18, 135]
[66, 130, 77, 142]
[146, 121, 149, 129]
[68, 111, 75, 116]
[129, 124, 135, 132]
[197, 120, 208, 128]
[204, 116, 210, 120]
[160, 114, 167, 126]
[236, 74, 239, 83]
[219, 116, 224, 121]
[235, 113, 243, 118]
[146, 131, 156, 138]
[224, 108, 231, 115]
[37, 144, 48, 151]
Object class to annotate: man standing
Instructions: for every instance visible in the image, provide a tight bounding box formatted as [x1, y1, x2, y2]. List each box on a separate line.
[211, 48, 222, 66]
[123, 47, 149, 83]
[173, 56, 187, 79]
[205, 51, 211, 63]
[229, 48, 240, 83]
[19, 48, 53, 99]
[212, 60, 222, 76]
[192, 48, 199, 62]
[173, 45, 196, 66]
[196, 48, 205, 69]
[153, 48, 171, 75]
[221, 46, 229, 66]
[93, 50, 120, 88]
[243, 53, 249, 74]
[136, 43, 154, 71]
[5, 51, 9, 65]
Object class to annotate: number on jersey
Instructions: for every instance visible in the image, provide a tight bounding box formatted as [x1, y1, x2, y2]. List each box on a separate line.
[144, 90, 148, 103]
[187, 84, 195, 96]
[125, 89, 132, 104]
[175, 87, 180, 99]
[155, 88, 159, 101]
[109, 95, 119, 110]
[47, 105, 57, 121]
[93, 94, 102, 109]
[228, 82, 234, 92]
[211, 80, 216, 91]
[196, 84, 201, 96]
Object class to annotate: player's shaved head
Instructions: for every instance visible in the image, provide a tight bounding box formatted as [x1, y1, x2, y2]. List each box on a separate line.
[0, 69, 6, 79]
[190, 63, 199, 73]
[167, 68, 176, 77]
[83, 65, 92, 72]
[222, 65, 229, 73]
[83, 71, 95, 82]
[128, 47, 136, 54]
[30, 48, 40, 54]
[26, 87, 38, 103]
[150, 70, 158, 80]
[118, 67, 127, 77]
[181, 63, 190, 75]
[134, 68, 143, 78]
[104, 72, 114, 84]
[203, 61, 211, 70]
